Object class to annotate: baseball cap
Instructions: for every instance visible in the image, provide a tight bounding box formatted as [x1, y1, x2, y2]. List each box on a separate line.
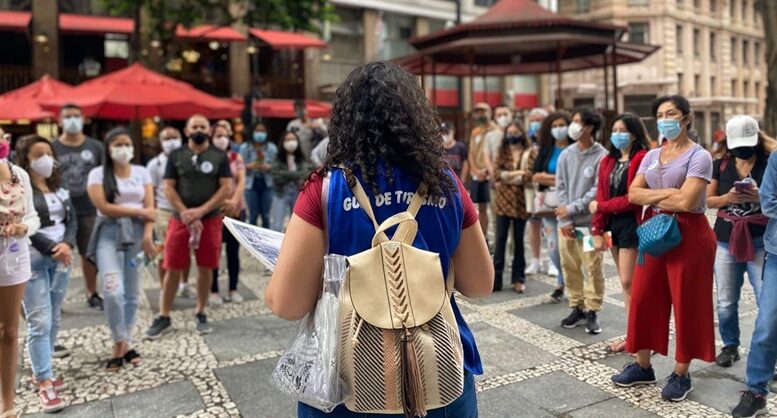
[440, 122, 453, 132]
[473, 102, 492, 112]
[726, 115, 759, 149]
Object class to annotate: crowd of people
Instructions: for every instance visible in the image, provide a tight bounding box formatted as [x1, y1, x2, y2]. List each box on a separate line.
[0, 61, 776, 418]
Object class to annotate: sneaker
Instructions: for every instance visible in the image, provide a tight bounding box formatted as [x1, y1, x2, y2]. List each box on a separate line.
[208, 293, 224, 306]
[661, 372, 693, 402]
[195, 312, 212, 334]
[52, 345, 70, 359]
[548, 288, 564, 303]
[87, 293, 103, 311]
[732, 391, 769, 417]
[611, 362, 657, 387]
[38, 386, 65, 413]
[145, 316, 172, 340]
[177, 283, 194, 298]
[585, 310, 602, 334]
[547, 263, 559, 277]
[525, 260, 541, 275]
[561, 307, 586, 328]
[228, 292, 244, 303]
[32, 376, 66, 391]
[716, 345, 741, 368]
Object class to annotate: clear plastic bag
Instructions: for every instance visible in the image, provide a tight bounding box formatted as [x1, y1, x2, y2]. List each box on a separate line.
[272, 254, 347, 412]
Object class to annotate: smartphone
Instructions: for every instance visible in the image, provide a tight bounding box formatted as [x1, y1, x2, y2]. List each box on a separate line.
[734, 181, 753, 192]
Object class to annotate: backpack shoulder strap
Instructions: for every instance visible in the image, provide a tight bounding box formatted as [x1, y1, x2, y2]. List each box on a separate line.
[321, 171, 330, 252]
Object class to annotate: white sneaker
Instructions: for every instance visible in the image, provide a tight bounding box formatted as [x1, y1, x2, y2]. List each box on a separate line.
[229, 292, 244, 303]
[209, 293, 224, 306]
[547, 263, 559, 277]
[177, 283, 193, 298]
[525, 260, 541, 275]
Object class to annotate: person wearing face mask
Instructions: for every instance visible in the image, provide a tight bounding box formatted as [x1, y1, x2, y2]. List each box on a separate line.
[706, 116, 776, 370]
[491, 105, 512, 160]
[492, 122, 536, 293]
[468, 102, 497, 241]
[85, 127, 155, 372]
[0, 129, 40, 418]
[239, 122, 277, 228]
[555, 108, 607, 335]
[310, 120, 331, 169]
[270, 131, 308, 232]
[209, 125, 247, 305]
[146, 127, 189, 293]
[52, 103, 104, 312]
[524, 107, 549, 278]
[612, 95, 716, 403]
[286, 99, 328, 161]
[441, 122, 469, 180]
[16, 135, 77, 413]
[589, 113, 650, 353]
[145, 115, 232, 339]
[532, 112, 572, 301]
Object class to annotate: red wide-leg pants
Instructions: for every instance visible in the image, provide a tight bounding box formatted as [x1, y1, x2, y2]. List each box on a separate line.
[626, 212, 717, 364]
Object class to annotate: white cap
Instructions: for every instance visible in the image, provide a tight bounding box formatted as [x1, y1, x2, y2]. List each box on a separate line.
[726, 115, 759, 149]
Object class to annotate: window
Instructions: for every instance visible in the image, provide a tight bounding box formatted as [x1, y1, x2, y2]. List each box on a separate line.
[628, 22, 649, 44]
[676, 25, 684, 52]
[731, 79, 738, 97]
[710, 0, 717, 12]
[694, 74, 701, 95]
[628, 0, 649, 5]
[743, 39, 749, 64]
[730, 0, 736, 20]
[756, 81, 761, 100]
[576, 0, 590, 13]
[744, 80, 750, 97]
[677, 72, 684, 92]
[711, 76, 717, 95]
[711, 112, 721, 133]
[475, 0, 497, 6]
[710, 32, 716, 61]
[731, 37, 737, 63]
[693, 28, 701, 56]
[755, 42, 761, 65]
[742, 0, 748, 23]
[694, 0, 701, 8]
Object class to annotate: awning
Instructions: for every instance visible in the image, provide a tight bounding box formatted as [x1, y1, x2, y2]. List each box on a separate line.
[59, 14, 134, 35]
[249, 29, 326, 49]
[176, 25, 246, 42]
[234, 98, 331, 119]
[0, 10, 31, 32]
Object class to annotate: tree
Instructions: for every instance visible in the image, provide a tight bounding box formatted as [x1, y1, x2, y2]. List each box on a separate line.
[757, 0, 777, 135]
[101, 0, 336, 65]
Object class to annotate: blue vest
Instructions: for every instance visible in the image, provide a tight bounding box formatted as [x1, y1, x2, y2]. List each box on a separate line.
[326, 167, 483, 375]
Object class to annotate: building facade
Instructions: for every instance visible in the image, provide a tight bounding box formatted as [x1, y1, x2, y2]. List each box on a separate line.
[556, 0, 767, 144]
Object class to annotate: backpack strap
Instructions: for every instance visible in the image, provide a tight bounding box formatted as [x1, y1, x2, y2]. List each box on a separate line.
[321, 172, 331, 252]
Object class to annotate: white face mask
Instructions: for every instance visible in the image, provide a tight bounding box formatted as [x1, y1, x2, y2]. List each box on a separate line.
[283, 140, 299, 153]
[213, 136, 230, 151]
[551, 126, 568, 141]
[568, 122, 584, 140]
[110, 145, 134, 165]
[161, 138, 181, 155]
[496, 115, 511, 128]
[62, 116, 83, 135]
[442, 134, 454, 145]
[30, 155, 55, 178]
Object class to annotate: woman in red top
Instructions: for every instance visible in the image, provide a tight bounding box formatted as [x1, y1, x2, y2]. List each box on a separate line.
[589, 113, 650, 353]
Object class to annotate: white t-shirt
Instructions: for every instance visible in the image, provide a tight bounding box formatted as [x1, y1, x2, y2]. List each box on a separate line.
[87, 165, 152, 217]
[38, 190, 67, 243]
[146, 153, 173, 210]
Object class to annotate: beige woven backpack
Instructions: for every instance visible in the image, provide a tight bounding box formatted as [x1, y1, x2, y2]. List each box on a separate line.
[338, 177, 464, 417]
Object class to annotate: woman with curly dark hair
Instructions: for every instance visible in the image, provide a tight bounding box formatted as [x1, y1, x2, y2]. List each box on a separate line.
[265, 62, 493, 417]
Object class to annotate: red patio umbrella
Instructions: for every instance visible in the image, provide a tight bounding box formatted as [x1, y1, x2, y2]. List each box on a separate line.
[41, 63, 242, 120]
[0, 97, 54, 123]
[0, 75, 74, 122]
[237, 99, 332, 119]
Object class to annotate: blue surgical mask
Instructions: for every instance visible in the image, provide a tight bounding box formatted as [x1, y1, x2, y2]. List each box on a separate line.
[253, 132, 267, 143]
[528, 121, 541, 137]
[657, 118, 683, 141]
[610, 132, 632, 150]
[551, 126, 568, 141]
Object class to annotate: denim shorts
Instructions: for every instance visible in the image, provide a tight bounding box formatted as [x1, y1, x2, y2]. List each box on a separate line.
[297, 371, 478, 418]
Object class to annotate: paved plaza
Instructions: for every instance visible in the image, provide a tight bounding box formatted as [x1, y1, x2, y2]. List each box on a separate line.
[14, 231, 777, 418]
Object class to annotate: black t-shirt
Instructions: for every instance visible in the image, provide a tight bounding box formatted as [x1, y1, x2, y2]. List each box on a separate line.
[444, 141, 468, 177]
[164, 145, 232, 218]
[712, 155, 768, 242]
[53, 137, 105, 216]
[610, 160, 629, 198]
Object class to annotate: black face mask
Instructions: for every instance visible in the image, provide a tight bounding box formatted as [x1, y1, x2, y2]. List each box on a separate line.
[475, 116, 488, 125]
[731, 146, 756, 160]
[190, 131, 209, 145]
[505, 135, 524, 145]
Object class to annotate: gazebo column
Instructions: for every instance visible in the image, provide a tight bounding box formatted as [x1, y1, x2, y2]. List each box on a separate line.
[603, 50, 610, 111]
[612, 43, 620, 113]
[555, 46, 565, 110]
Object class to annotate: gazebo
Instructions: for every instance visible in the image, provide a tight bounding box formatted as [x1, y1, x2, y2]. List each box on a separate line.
[396, 0, 660, 112]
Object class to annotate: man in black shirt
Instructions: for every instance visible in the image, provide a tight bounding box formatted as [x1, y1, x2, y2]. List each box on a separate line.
[146, 115, 232, 338]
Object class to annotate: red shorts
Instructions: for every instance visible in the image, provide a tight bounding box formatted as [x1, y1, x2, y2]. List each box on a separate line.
[163, 216, 223, 270]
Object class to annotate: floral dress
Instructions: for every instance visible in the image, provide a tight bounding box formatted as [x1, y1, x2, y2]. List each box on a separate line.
[0, 164, 32, 287]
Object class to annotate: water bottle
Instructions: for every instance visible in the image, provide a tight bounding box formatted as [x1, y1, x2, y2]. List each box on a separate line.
[6, 237, 20, 271]
[55, 261, 69, 273]
[129, 251, 145, 269]
[188, 227, 201, 250]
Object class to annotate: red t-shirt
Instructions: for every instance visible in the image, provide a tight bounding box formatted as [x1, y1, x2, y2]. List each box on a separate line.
[293, 173, 479, 230]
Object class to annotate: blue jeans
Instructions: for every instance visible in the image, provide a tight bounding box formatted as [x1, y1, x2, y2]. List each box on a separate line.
[270, 185, 299, 232]
[714, 241, 764, 348]
[22, 251, 72, 381]
[542, 217, 564, 287]
[746, 251, 777, 395]
[96, 222, 143, 343]
[297, 371, 477, 418]
[245, 179, 274, 228]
